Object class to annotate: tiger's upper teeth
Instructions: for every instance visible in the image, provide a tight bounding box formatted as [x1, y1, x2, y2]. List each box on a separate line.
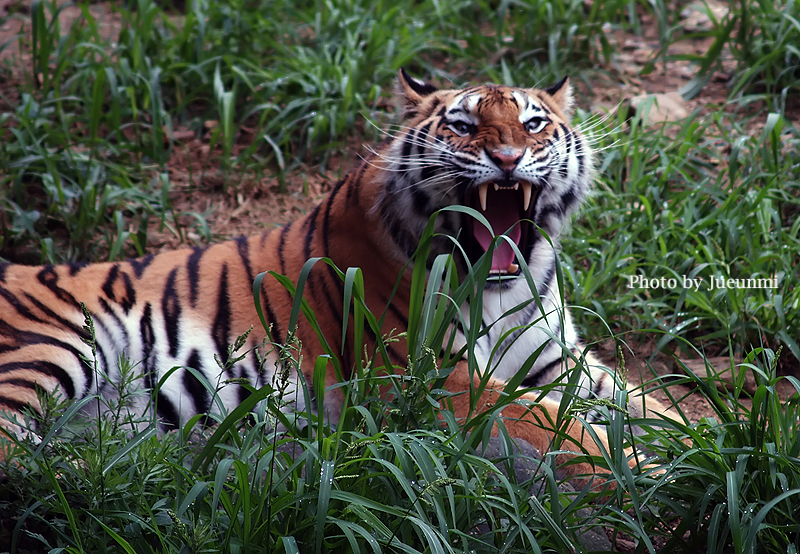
[522, 181, 532, 211]
[477, 181, 533, 212]
[478, 183, 488, 211]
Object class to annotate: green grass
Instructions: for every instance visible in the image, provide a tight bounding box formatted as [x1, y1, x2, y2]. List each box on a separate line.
[635, 346, 800, 553]
[1, 0, 800, 552]
[565, 106, 800, 364]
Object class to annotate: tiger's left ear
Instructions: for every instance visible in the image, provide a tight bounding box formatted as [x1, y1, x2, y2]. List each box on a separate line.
[544, 76, 574, 119]
[397, 68, 438, 118]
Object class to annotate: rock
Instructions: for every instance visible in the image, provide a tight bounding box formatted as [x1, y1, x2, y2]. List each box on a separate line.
[480, 434, 544, 486]
[680, 0, 730, 33]
[480, 436, 613, 552]
[576, 521, 613, 552]
[629, 92, 689, 125]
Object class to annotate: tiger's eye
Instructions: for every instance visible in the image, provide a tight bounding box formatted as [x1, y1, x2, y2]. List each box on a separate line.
[525, 117, 548, 134]
[448, 121, 476, 136]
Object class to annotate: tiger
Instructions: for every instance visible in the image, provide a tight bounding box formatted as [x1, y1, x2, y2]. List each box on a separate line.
[0, 69, 670, 479]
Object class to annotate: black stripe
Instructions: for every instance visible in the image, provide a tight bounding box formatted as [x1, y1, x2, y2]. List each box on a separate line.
[0, 360, 76, 398]
[0, 319, 92, 396]
[212, 265, 231, 366]
[321, 182, 347, 262]
[37, 266, 78, 305]
[560, 131, 573, 178]
[0, 395, 29, 413]
[259, 288, 282, 346]
[23, 293, 111, 376]
[574, 132, 584, 174]
[183, 349, 209, 416]
[537, 203, 565, 227]
[386, 301, 409, 336]
[67, 262, 86, 276]
[381, 202, 416, 259]
[102, 264, 120, 301]
[275, 221, 296, 346]
[0, 264, 7, 282]
[417, 121, 432, 145]
[592, 370, 609, 398]
[411, 187, 431, 215]
[129, 254, 154, 279]
[385, 175, 397, 194]
[235, 236, 254, 284]
[345, 166, 364, 206]
[251, 355, 263, 385]
[102, 265, 136, 314]
[162, 268, 181, 358]
[98, 297, 130, 346]
[321, 180, 351, 372]
[521, 357, 563, 388]
[0, 285, 47, 324]
[238, 381, 251, 406]
[77, 298, 115, 378]
[22, 292, 94, 342]
[186, 247, 204, 307]
[560, 184, 578, 212]
[120, 271, 136, 314]
[494, 300, 538, 357]
[399, 128, 416, 174]
[303, 205, 321, 260]
[140, 303, 156, 383]
[324, 178, 346, 214]
[156, 392, 179, 430]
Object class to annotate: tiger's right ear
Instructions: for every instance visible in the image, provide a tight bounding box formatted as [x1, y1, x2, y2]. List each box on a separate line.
[397, 68, 437, 117]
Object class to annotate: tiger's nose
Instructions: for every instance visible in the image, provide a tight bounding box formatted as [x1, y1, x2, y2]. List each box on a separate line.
[487, 148, 523, 173]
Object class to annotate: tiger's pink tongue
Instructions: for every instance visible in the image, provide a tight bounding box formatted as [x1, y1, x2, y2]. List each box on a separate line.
[474, 200, 521, 272]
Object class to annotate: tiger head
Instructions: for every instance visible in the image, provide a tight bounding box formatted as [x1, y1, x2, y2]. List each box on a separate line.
[374, 69, 593, 286]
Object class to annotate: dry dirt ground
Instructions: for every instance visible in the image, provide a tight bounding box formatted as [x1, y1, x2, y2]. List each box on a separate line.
[1, 1, 797, 422]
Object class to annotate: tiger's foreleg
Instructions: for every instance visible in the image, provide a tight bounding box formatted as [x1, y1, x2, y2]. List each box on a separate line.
[444, 360, 637, 483]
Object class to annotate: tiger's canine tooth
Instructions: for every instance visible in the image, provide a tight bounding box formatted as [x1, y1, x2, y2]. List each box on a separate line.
[478, 183, 488, 211]
[522, 181, 532, 211]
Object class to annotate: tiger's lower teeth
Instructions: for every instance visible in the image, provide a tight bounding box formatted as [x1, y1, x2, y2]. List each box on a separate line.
[490, 263, 520, 275]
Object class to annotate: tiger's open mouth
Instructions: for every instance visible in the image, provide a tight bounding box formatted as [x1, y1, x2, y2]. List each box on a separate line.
[465, 180, 538, 278]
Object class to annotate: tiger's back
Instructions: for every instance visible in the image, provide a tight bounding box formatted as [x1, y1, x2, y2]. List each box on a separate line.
[0, 166, 411, 429]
